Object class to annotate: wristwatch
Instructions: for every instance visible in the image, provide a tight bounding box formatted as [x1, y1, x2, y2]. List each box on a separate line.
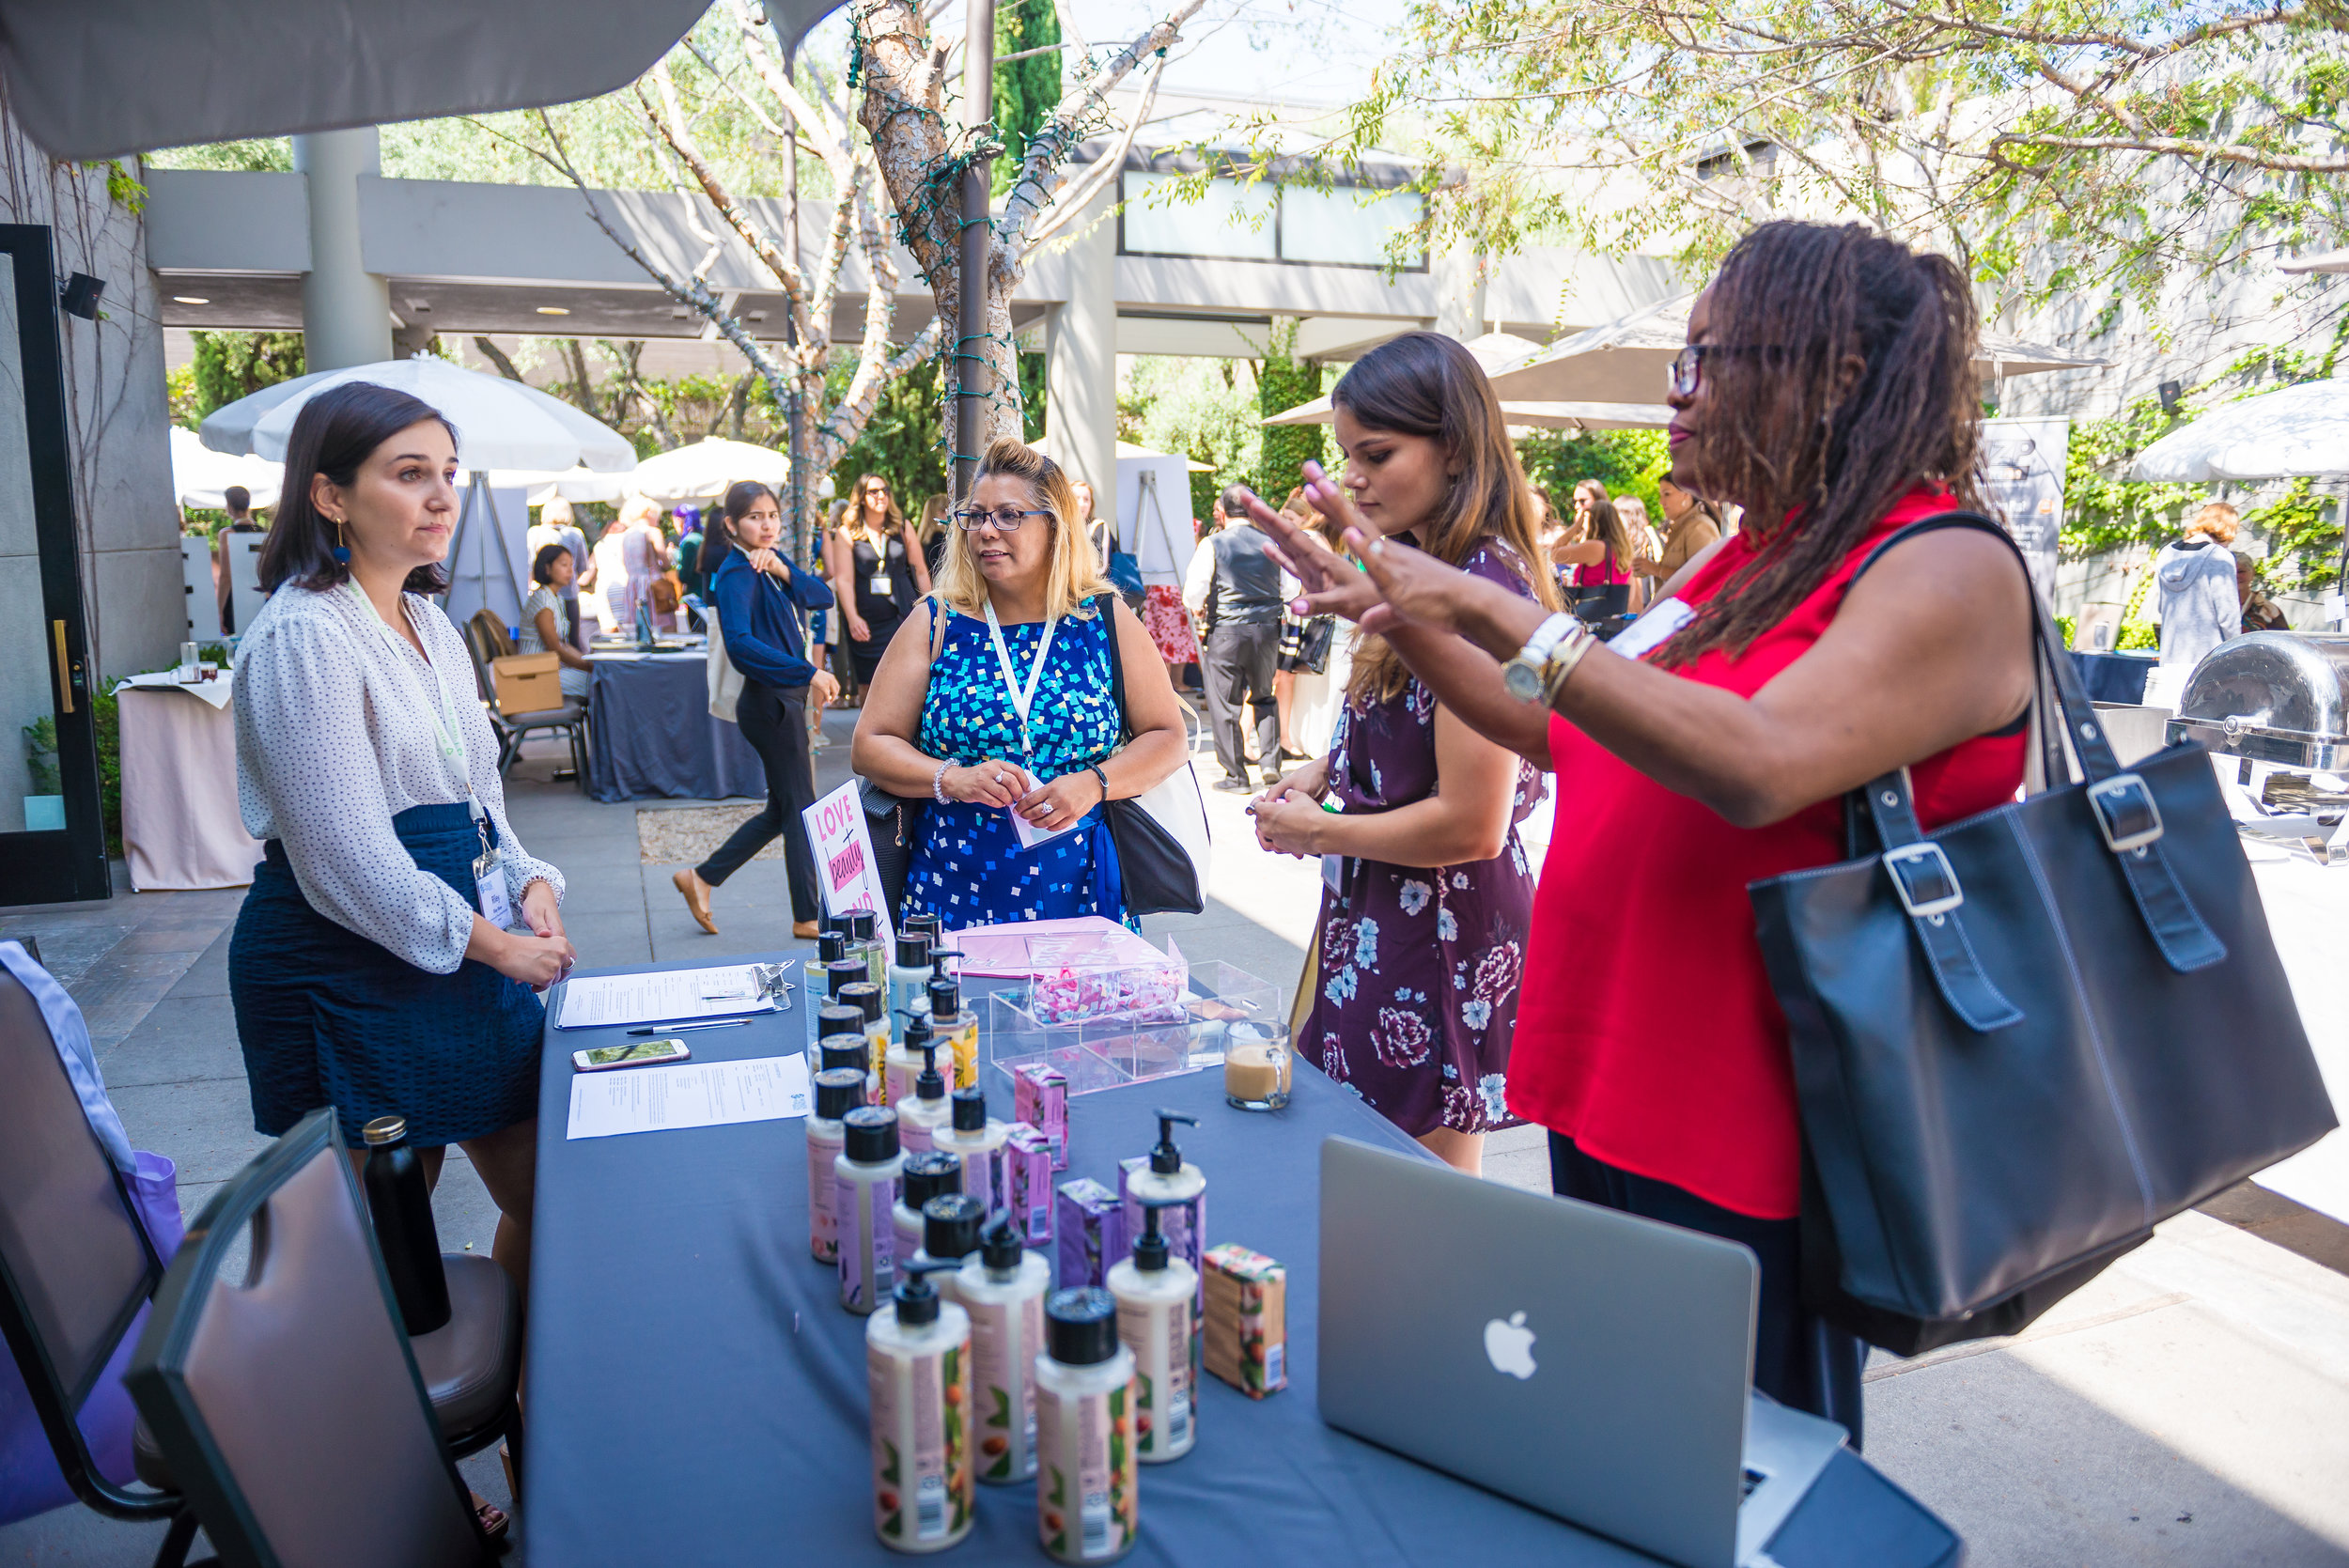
[1501, 613, 1585, 702]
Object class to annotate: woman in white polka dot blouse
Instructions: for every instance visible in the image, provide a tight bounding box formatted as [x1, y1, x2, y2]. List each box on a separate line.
[228, 381, 573, 1310]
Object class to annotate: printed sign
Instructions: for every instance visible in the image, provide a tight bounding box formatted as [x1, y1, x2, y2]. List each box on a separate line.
[801, 780, 894, 948]
[1980, 416, 2070, 604]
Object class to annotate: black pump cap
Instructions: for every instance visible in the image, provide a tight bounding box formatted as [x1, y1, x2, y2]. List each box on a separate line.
[843, 983, 882, 1024]
[847, 908, 877, 941]
[980, 1212, 1024, 1270]
[817, 1002, 863, 1037]
[825, 959, 865, 999]
[895, 932, 931, 969]
[914, 1040, 946, 1101]
[900, 1150, 963, 1209]
[923, 1193, 986, 1261]
[1148, 1109, 1198, 1175]
[813, 1067, 866, 1121]
[902, 1010, 933, 1048]
[928, 946, 962, 979]
[951, 1086, 988, 1133]
[842, 1105, 899, 1163]
[907, 913, 940, 939]
[1132, 1199, 1171, 1272]
[927, 974, 961, 1018]
[1046, 1287, 1120, 1365]
[892, 1257, 961, 1327]
[818, 1035, 869, 1078]
[817, 931, 848, 966]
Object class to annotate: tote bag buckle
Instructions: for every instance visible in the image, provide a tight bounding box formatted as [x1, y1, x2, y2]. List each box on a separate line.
[1883, 841, 1963, 919]
[2087, 773, 2164, 854]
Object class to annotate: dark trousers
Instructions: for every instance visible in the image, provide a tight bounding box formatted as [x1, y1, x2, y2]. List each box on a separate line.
[1548, 1132, 1867, 1448]
[1203, 621, 1281, 784]
[695, 681, 821, 922]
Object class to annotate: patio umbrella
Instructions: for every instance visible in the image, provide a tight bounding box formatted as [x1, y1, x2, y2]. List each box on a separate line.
[626, 438, 793, 505]
[1485, 297, 2107, 405]
[494, 468, 634, 506]
[169, 426, 282, 511]
[1265, 397, 1672, 431]
[2128, 378, 2349, 481]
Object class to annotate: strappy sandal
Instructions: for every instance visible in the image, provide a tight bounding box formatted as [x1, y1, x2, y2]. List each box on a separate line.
[473, 1493, 510, 1542]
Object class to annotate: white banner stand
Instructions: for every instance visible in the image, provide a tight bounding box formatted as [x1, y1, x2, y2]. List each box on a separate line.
[442, 472, 533, 632]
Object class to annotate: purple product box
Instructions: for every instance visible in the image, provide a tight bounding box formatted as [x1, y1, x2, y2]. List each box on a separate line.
[1117, 1157, 1206, 1311]
[1005, 1124, 1056, 1247]
[1013, 1063, 1069, 1170]
[1054, 1177, 1128, 1290]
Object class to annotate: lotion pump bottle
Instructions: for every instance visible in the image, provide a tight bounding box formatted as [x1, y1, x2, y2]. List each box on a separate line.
[807, 1066, 868, 1265]
[1106, 1200, 1200, 1463]
[894, 1037, 953, 1156]
[958, 1214, 1050, 1485]
[926, 972, 980, 1091]
[886, 1010, 937, 1108]
[866, 1257, 974, 1553]
[894, 1151, 963, 1265]
[888, 932, 934, 1041]
[835, 1106, 905, 1315]
[936, 1085, 1011, 1214]
[917, 1192, 986, 1285]
[1123, 1110, 1206, 1309]
[847, 982, 890, 1084]
[848, 908, 887, 989]
[1034, 1287, 1138, 1562]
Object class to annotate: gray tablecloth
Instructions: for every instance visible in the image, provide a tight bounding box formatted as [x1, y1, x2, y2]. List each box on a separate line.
[585, 650, 766, 802]
[523, 956, 1961, 1568]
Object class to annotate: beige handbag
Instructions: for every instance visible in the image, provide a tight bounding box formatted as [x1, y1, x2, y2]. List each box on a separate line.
[706, 613, 745, 722]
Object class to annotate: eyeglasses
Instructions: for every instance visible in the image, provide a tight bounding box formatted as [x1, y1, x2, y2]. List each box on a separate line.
[1666, 344, 1775, 398]
[954, 507, 1050, 532]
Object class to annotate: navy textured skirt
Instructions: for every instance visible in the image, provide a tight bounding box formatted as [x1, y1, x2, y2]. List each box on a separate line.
[228, 803, 545, 1148]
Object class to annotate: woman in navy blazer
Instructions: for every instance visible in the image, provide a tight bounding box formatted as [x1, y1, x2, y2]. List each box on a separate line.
[674, 480, 838, 937]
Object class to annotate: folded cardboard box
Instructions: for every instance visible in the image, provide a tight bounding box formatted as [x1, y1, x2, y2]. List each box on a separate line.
[490, 651, 564, 716]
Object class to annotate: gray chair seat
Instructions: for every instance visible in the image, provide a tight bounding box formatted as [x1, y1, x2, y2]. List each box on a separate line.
[412, 1252, 521, 1443]
[502, 701, 585, 727]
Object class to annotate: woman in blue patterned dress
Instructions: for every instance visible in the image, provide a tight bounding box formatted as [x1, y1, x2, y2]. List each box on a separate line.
[853, 439, 1190, 929]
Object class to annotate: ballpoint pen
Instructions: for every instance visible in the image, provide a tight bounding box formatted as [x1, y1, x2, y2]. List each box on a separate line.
[627, 1017, 755, 1035]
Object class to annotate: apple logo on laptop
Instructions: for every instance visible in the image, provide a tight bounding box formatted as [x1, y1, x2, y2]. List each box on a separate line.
[1484, 1311, 1537, 1379]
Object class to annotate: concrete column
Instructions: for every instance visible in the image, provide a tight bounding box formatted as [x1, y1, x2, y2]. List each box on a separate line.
[1432, 238, 1489, 342]
[292, 127, 393, 370]
[1046, 186, 1118, 515]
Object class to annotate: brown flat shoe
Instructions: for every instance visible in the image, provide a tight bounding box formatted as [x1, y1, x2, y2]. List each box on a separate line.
[673, 869, 717, 934]
[792, 920, 819, 939]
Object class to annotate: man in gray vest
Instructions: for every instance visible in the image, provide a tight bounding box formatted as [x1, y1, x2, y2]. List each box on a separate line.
[1191, 485, 1286, 791]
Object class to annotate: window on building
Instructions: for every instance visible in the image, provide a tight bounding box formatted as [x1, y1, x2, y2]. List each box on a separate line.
[1117, 170, 1426, 270]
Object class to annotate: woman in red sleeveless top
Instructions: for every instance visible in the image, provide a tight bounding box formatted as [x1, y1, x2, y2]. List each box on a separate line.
[1251, 222, 2036, 1432]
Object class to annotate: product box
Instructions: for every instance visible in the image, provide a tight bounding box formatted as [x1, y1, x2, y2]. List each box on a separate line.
[490, 651, 564, 717]
[1117, 1157, 1204, 1308]
[1054, 1177, 1128, 1289]
[1013, 1063, 1069, 1170]
[1005, 1124, 1055, 1247]
[1203, 1245, 1287, 1398]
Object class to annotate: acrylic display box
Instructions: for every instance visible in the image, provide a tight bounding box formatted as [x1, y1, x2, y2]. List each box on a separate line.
[970, 925, 1285, 1097]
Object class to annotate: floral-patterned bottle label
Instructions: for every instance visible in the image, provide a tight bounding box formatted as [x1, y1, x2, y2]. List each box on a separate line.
[836, 1172, 895, 1312]
[1119, 1299, 1194, 1456]
[970, 1290, 1043, 1481]
[1036, 1376, 1134, 1561]
[808, 1131, 842, 1264]
[869, 1341, 972, 1545]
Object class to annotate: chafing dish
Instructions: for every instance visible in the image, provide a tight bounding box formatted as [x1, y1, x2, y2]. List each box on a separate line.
[2166, 632, 2349, 770]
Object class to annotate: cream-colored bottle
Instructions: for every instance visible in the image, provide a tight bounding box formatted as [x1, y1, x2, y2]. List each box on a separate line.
[894, 1039, 954, 1157]
[867, 1258, 973, 1553]
[835, 1106, 905, 1316]
[885, 1011, 938, 1108]
[806, 1067, 867, 1265]
[1034, 1287, 1138, 1562]
[934, 1086, 1012, 1215]
[926, 974, 981, 1092]
[1105, 1200, 1199, 1463]
[958, 1216, 1050, 1485]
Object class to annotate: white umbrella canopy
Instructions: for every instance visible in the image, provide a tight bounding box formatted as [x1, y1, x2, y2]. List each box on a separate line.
[169, 426, 281, 510]
[626, 438, 793, 505]
[2129, 379, 2349, 481]
[199, 357, 637, 474]
[490, 467, 633, 506]
[1485, 296, 2108, 405]
[1265, 331, 1551, 426]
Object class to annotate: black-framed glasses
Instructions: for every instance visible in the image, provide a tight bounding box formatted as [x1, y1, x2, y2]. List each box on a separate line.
[1667, 344, 1771, 398]
[954, 507, 1050, 532]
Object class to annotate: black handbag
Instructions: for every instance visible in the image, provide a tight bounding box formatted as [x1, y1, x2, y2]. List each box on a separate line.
[1279, 615, 1335, 675]
[860, 779, 921, 920]
[1748, 513, 2336, 1357]
[1095, 594, 1210, 917]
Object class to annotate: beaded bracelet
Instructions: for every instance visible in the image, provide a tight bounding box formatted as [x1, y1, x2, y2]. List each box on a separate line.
[932, 760, 952, 804]
[1087, 764, 1111, 806]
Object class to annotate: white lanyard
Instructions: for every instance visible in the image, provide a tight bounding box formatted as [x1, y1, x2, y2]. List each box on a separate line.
[982, 599, 1058, 759]
[341, 582, 483, 824]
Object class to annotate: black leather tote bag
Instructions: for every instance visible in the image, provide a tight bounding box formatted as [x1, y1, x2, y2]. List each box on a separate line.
[1097, 594, 1210, 917]
[1749, 514, 2335, 1356]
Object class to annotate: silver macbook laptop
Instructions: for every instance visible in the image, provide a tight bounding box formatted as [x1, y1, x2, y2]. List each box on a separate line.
[1319, 1137, 1846, 1568]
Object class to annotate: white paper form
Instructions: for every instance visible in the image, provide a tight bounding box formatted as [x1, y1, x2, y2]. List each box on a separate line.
[565, 1054, 812, 1141]
[554, 965, 782, 1030]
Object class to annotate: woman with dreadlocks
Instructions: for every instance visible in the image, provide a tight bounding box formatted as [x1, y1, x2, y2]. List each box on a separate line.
[1246, 222, 2034, 1433]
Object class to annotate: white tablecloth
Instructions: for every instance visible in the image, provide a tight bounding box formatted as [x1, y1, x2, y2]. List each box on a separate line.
[117, 682, 262, 891]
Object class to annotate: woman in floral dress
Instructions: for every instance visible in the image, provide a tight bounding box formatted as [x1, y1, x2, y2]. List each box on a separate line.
[1251, 334, 1558, 1173]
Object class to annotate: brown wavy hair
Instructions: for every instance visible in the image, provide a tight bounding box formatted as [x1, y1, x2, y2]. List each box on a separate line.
[1654, 222, 1983, 668]
[1330, 333, 1560, 702]
[257, 381, 456, 596]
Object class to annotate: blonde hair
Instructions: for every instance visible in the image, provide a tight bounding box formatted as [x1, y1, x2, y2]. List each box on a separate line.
[932, 438, 1112, 621]
[618, 493, 663, 531]
[916, 491, 951, 544]
[2186, 501, 2241, 545]
[1616, 495, 1653, 540]
[540, 495, 575, 528]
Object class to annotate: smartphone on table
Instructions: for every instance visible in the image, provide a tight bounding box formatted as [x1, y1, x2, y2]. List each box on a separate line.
[572, 1039, 692, 1072]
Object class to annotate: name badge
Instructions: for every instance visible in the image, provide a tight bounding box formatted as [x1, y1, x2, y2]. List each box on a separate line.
[1607, 597, 1695, 660]
[870, 573, 892, 596]
[473, 843, 514, 928]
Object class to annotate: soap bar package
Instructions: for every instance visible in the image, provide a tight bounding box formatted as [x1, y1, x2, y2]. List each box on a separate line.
[1203, 1244, 1287, 1398]
[1012, 1063, 1068, 1170]
[1005, 1123, 1055, 1247]
[1117, 1157, 1205, 1307]
[1054, 1177, 1128, 1289]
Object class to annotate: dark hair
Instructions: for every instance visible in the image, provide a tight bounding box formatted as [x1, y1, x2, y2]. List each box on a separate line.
[1572, 478, 1631, 567]
[531, 542, 571, 586]
[223, 484, 250, 514]
[1656, 222, 1980, 667]
[1330, 331, 1560, 701]
[256, 381, 459, 596]
[1217, 484, 1250, 518]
